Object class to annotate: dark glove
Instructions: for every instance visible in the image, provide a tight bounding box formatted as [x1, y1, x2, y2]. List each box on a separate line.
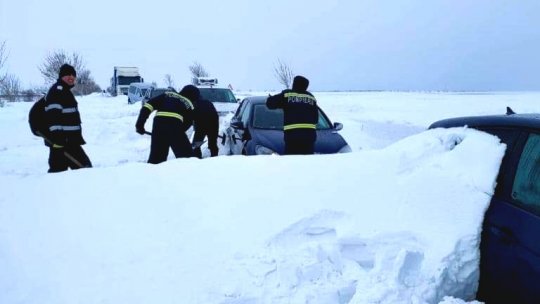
[136, 125, 145, 135]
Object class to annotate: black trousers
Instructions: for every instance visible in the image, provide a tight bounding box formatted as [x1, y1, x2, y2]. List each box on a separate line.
[48, 145, 92, 173]
[148, 129, 193, 164]
[284, 140, 315, 155]
[193, 130, 218, 159]
[193, 146, 218, 158]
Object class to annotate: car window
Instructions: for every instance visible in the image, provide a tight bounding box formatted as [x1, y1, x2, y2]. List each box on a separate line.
[234, 99, 248, 119]
[511, 132, 540, 215]
[252, 105, 283, 130]
[240, 102, 252, 127]
[251, 105, 333, 130]
[316, 109, 332, 129]
[199, 88, 236, 103]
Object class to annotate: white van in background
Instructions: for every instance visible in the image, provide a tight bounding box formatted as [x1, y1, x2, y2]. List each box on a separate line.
[128, 83, 154, 104]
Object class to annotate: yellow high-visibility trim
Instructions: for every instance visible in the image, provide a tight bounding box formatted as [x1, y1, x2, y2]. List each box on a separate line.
[155, 111, 184, 121]
[283, 123, 316, 130]
[52, 144, 64, 148]
[284, 92, 316, 100]
[178, 95, 194, 109]
[165, 92, 194, 109]
[143, 103, 154, 111]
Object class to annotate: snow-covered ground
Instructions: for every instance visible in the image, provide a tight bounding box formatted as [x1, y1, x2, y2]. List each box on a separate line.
[0, 91, 539, 303]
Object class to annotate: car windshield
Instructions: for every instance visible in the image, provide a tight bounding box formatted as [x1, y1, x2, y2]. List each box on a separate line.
[252, 104, 332, 130]
[199, 88, 236, 103]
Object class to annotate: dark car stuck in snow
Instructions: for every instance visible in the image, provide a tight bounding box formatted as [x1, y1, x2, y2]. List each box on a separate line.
[225, 96, 351, 155]
[429, 109, 540, 304]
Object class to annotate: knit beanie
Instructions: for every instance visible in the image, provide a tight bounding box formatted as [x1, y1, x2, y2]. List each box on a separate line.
[59, 64, 77, 78]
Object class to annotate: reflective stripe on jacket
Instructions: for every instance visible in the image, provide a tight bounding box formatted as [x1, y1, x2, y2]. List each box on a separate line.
[43, 80, 86, 146]
[283, 123, 316, 130]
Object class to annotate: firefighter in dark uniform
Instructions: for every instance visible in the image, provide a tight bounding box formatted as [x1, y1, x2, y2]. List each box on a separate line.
[192, 96, 219, 158]
[43, 64, 92, 172]
[266, 75, 319, 155]
[135, 85, 199, 164]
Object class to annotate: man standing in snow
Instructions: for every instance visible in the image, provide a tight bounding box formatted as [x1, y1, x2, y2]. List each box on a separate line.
[266, 75, 319, 155]
[43, 64, 92, 173]
[135, 85, 199, 163]
[192, 96, 219, 158]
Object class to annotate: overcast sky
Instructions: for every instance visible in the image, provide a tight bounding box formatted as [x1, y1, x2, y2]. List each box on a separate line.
[1, 0, 539, 91]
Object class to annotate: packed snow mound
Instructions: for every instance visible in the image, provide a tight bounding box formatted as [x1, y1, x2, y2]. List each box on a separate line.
[0, 127, 504, 304]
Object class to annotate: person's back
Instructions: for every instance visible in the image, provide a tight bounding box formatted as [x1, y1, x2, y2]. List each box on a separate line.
[193, 98, 219, 158]
[135, 85, 199, 163]
[266, 75, 318, 155]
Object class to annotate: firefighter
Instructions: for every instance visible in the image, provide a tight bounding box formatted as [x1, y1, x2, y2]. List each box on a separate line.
[43, 64, 92, 172]
[266, 75, 319, 155]
[192, 96, 219, 158]
[135, 85, 199, 164]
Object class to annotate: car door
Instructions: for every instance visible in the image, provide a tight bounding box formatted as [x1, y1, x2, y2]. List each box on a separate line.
[478, 129, 540, 303]
[228, 99, 252, 155]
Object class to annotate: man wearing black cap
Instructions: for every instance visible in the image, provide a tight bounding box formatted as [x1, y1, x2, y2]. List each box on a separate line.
[42, 63, 92, 172]
[135, 84, 198, 163]
[266, 75, 319, 155]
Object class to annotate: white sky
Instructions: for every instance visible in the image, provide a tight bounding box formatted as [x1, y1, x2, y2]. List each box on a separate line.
[1, 91, 540, 303]
[1, 0, 540, 91]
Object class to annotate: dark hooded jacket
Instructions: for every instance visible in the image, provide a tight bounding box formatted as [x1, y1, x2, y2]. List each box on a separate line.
[43, 79, 86, 147]
[193, 97, 219, 156]
[136, 89, 196, 133]
[266, 75, 318, 143]
[135, 85, 199, 163]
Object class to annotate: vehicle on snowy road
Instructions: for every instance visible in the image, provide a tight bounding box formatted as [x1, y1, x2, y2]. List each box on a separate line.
[430, 109, 540, 303]
[225, 96, 351, 155]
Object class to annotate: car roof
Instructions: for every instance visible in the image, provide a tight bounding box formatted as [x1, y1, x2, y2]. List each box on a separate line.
[429, 112, 540, 130]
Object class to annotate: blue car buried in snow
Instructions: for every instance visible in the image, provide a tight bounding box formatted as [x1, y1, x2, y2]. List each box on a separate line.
[225, 96, 351, 155]
[429, 109, 540, 303]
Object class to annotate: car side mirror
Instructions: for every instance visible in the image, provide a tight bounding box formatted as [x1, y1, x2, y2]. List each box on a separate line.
[236, 98, 241, 103]
[231, 120, 244, 129]
[333, 122, 343, 131]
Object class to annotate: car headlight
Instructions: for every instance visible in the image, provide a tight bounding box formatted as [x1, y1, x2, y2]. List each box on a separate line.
[338, 145, 352, 153]
[255, 145, 277, 155]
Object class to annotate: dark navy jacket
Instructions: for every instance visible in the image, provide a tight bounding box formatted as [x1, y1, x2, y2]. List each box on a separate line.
[193, 98, 219, 151]
[136, 91, 195, 132]
[44, 79, 86, 147]
[266, 89, 318, 143]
